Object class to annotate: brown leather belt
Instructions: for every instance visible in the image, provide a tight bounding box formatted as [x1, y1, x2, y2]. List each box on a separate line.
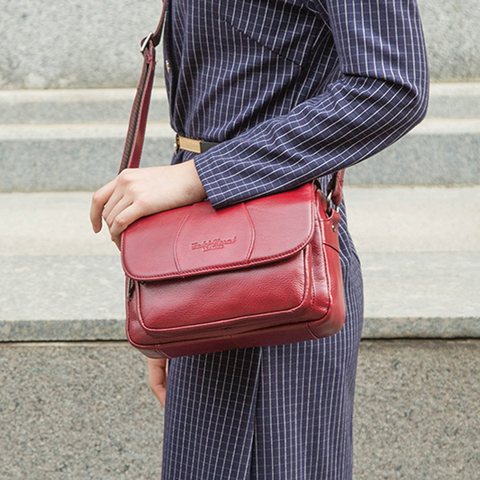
[174, 134, 219, 154]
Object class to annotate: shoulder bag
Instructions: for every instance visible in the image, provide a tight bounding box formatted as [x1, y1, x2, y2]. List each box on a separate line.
[118, 2, 346, 358]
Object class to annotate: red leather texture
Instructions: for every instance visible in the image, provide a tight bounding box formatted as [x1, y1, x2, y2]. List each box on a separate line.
[117, 3, 346, 359]
[122, 182, 315, 279]
[122, 181, 346, 359]
[118, 0, 167, 173]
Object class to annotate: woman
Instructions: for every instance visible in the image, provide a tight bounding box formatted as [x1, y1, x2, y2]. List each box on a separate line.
[91, 0, 428, 478]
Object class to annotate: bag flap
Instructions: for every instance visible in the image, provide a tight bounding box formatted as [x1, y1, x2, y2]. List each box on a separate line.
[121, 182, 316, 280]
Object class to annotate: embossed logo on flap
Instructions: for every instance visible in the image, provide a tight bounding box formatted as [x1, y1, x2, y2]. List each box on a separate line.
[191, 237, 237, 252]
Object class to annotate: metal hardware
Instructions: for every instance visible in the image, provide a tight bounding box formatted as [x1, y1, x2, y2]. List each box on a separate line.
[326, 190, 333, 215]
[178, 135, 203, 154]
[332, 224, 336, 233]
[174, 134, 220, 154]
[140, 32, 154, 53]
[326, 189, 341, 213]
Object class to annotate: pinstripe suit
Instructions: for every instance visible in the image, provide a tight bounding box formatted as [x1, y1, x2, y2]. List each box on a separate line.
[161, 1, 428, 478]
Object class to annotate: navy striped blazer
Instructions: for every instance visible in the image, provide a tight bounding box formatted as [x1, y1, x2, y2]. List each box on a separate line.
[161, 1, 428, 479]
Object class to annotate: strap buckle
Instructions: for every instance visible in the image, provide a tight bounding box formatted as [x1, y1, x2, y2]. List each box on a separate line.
[140, 32, 154, 53]
[326, 190, 337, 215]
[316, 175, 340, 216]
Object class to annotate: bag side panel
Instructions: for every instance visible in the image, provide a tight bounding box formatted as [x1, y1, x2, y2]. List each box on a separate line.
[306, 196, 345, 338]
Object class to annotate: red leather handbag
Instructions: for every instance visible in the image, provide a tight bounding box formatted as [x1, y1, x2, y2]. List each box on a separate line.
[118, 5, 346, 359]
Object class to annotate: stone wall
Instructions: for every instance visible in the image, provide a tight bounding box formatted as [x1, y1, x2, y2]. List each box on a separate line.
[0, 0, 479, 89]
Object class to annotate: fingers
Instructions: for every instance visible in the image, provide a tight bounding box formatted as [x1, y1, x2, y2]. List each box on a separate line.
[148, 358, 168, 408]
[90, 177, 117, 233]
[90, 169, 143, 241]
[108, 201, 146, 239]
[104, 196, 133, 231]
[112, 234, 122, 251]
[91, 165, 207, 245]
[101, 187, 128, 227]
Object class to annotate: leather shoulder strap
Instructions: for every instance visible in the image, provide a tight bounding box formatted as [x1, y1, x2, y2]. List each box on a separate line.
[118, 0, 167, 173]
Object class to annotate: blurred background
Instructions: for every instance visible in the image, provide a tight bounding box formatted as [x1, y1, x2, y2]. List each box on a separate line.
[0, 0, 479, 478]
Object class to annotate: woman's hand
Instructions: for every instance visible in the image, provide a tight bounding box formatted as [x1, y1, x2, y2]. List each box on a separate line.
[90, 160, 207, 248]
[147, 358, 169, 407]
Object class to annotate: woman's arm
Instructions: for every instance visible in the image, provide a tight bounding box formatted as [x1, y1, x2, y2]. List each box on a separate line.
[192, 0, 429, 209]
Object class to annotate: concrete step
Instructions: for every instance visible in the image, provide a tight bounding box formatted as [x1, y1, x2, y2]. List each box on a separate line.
[1, 83, 478, 125]
[1, 187, 478, 257]
[1, 118, 479, 192]
[347, 118, 480, 186]
[1, 83, 480, 191]
[1, 253, 478, 342]
[1, 187, 479, 342]
[1, 187, 478, 479]
[0, 88, 171, 125]
[0, 122, 175, 192]
[427, 83, 480, 118]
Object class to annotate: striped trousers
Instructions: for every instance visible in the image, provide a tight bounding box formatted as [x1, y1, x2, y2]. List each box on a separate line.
[161, 207, 364, 480]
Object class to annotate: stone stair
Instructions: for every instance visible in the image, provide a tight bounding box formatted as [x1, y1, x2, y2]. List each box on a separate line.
[1, 184, 479, 343]
[1, 187, 479, 479]
[0, 72, 480, 480]
[2, 0, 480, 475]
[1, 81, 479, 340]
[1, 82, 479, 479]
[1, 83, 480, 192]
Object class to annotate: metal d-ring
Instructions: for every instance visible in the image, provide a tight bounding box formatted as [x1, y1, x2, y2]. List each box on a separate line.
[326, 189, 333, 215]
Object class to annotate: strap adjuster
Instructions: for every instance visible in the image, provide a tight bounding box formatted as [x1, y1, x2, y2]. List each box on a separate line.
[140, 32, 154, 53]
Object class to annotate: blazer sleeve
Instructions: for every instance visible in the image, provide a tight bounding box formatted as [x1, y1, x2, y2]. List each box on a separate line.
[193, 0, 429, 209]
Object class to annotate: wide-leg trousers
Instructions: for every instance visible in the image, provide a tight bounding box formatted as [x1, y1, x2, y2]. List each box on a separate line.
[161, 218, 363, 480]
